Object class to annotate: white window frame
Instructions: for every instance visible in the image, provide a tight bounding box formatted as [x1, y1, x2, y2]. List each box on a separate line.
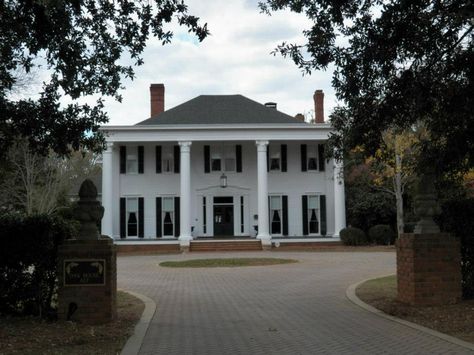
[126, 146, 138, 174]
[307, 195, 320, 235]
[126, 197, 139, 237]
[269, 195, 282, 236]
[162, 146, 174, 173]
[162, 196, 175, 237]
[307, 145, 318, 171]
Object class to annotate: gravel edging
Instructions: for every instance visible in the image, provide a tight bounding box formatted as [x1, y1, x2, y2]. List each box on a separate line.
[120, 290, 157, 355]
[346, 275, 474, 351]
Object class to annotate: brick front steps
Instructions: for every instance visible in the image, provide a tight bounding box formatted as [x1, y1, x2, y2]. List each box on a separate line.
[190, 240, 263, 252]
[117, 243, 180, 255]
[115, 238, 345, 254]
[272, 241, 343, 251]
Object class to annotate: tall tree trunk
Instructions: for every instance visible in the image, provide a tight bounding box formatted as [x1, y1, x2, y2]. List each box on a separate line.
[395, 153, 404, 236]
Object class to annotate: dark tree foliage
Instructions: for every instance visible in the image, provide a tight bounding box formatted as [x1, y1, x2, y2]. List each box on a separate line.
[0, 214, 77, 317]
[345, 177, 397, 233]
[260, 0, 473, 175]
[438, 198, 474, 299]
[343, 148, 397, 232]
[0, 0, 208, 156]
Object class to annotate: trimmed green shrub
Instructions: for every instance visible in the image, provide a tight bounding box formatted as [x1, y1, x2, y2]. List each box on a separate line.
[369, 224, 396, 245]
[437, 198, 474, 299]
[0, 214, 77, 317]
[340, 227, 369, 246]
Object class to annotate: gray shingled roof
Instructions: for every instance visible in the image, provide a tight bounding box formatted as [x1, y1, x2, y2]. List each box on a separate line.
[137, 95, 307, 125]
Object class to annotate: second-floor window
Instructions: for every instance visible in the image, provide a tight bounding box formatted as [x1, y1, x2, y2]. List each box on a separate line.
[126, 147, 138, 174]
[211, 145, 235, 172]
[120, 145, 144, 174]
[211, 150, 221, 171]
[162, 146, 174, 173]
[307, 145, 318, 171]
[269, 145, 281, 171]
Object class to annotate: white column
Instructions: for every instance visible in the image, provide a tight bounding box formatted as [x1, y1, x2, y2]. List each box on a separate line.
[256, 140, 271, 245]
[101, 142, 114, 238]
[333, 159, 346, 238]
[178, 141, 192, 246]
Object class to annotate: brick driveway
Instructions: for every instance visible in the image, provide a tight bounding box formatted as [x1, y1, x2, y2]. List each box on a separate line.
[118, 252, 470, 354]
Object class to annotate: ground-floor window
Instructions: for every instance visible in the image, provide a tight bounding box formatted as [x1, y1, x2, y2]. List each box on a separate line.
[269, 195, 282, 235]
[302, 194, 326, 236]
[156, 196, 180, 238]
[202, 197, 207, 234]
[126, 197, 139, 237]
[240, 196, 244, 233]
[120, 197, 143, 238]
[307, 195, 320, 234]
[162, 197, 175, 236]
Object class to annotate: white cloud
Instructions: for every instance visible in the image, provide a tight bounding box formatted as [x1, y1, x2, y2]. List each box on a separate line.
[104, 0, 338, 126]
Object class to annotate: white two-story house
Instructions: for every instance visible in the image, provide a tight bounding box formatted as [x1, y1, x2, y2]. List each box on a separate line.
[100, 84, 346, 248]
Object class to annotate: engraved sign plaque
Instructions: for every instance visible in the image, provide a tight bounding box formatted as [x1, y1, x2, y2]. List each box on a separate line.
[64, 259, 106, 286]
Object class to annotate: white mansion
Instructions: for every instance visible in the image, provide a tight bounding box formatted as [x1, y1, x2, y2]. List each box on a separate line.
[100, 84, 346, 247]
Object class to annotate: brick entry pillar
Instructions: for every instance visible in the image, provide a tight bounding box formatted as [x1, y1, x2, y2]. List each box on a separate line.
[58, 239, 117, 323]
[57, 179, 117, 324]
[396, 233, 462, 306]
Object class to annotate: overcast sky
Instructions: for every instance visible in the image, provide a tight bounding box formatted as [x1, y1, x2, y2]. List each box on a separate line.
[104, 0, 337, 126]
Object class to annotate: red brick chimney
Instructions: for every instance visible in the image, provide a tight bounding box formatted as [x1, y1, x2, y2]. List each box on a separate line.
[314, 89, 324, 123]
[150, 83, 165, 117]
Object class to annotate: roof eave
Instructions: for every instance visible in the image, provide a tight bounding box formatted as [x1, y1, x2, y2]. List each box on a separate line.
[100, 123, 333, 132]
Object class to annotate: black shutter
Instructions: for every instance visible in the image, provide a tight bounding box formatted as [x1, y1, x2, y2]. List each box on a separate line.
[120, 146, 126, 174]
[281, 144, 287, 172]
[320, 195, 327, 236]
[204, 145, 210, 173]
[120, 198, 126, 238]
[138, 146, 144, 174]
[156, 146, 162, 173]
[236, 145, 242, 172]
[174, 145, 180, 173]
[156, 197, 162, 238]
[174, 197, 180, 237]
[302, 195, 308, 235]
[318, 144, 325, 171]
[282, 195, 288, 236]
[301, 144, 307, 171]
[138, 197, 144, 238]
[266, 148, 269, 172]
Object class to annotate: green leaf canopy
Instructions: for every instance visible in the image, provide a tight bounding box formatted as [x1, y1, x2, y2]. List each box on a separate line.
[0, 0, 208, 156]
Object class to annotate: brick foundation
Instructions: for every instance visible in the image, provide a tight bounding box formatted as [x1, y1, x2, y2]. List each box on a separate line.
[117, 243, 180, 255]
[58, 238, 117, 324]
[396, 233, 461, 306]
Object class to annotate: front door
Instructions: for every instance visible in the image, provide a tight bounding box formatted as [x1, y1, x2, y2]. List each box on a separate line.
[213, 205, 234, 237]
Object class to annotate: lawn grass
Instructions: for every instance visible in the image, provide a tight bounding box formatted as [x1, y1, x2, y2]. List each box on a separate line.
[357, 275, 398, 299]
[356, 275, 474, 344]
[159, 258, 298, 268]
[0, 291, 144, 355]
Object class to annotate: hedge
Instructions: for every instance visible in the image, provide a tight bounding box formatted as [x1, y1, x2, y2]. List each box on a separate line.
[340, 227, 369, 246]
[368, 224, 396, 245]
[0, 214, 77, 317]
[438, 198, 474, 299]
